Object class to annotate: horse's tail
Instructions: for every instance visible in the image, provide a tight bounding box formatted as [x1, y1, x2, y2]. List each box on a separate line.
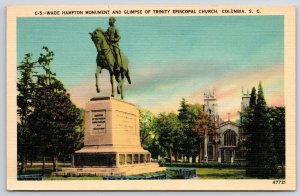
[120, 53, 131, 84]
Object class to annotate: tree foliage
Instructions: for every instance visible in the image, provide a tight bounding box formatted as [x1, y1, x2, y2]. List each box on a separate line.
[243, 82, 279, 178]
[139, 99, 205, 163]
[193, 110, 214, 138]
[153, 113, 183, 163]
[139, 108, 155, 148]
[193, 109, 216, 162]
[141, 99, 216, 164]
[17, 53, 37, 173]
[268, 106, 285, 166]
[17, 47, 84, 172]
[139, 108, 165, 158]
[178, 99, 200, 161]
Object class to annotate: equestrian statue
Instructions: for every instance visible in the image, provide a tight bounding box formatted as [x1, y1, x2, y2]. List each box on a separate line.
[89, 17, 131, 99]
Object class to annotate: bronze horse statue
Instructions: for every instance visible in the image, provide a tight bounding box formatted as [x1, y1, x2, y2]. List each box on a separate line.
[89, 28, 131, 99]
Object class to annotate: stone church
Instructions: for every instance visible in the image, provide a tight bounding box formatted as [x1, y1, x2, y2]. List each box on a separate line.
[202, 90, 250, 163]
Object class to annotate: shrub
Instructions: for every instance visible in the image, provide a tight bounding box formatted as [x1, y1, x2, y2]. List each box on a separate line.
[160, 162, 246, 168]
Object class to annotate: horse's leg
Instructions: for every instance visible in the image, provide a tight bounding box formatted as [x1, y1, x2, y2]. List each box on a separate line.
[115, 71, 120, 83]
[110, 71, 115, 97]
[118, 72, 125, 99]
[116, 72, 121, 95]
[95, 66, 102, 93]
[125, 69, 131, 84]
[116, 71, 123, 95]
[117, 83, 121, 95]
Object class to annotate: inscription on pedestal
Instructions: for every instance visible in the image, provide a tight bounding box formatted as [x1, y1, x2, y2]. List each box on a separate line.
[116, 110, 136, 134]
[91, 110, 106, 133]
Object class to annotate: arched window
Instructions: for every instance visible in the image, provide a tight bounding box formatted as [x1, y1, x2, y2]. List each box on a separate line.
[224, 130, 236, 146]
[208, 145, 214, 160]
[209, 134, 213, 142]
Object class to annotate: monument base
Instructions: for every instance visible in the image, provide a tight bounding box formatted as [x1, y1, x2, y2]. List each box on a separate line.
[52, 97, 165, 177]
[74, 145, 151, 167]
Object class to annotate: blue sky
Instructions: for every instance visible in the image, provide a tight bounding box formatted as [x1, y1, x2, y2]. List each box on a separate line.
[17, 16, 284, 120]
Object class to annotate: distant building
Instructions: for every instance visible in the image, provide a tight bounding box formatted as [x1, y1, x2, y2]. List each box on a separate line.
[216, 120, 240, 163]
[202, 89, 249, 163]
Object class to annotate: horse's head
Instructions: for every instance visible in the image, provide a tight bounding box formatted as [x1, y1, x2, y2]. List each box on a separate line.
[89, 28, 106, 52]
[90, 28, 105, 43]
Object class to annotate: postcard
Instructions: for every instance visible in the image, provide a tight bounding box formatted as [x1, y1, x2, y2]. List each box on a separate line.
[7, 5, 296, 190]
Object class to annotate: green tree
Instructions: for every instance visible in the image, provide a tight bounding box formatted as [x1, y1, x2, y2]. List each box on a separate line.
[193, 109, 215, 163]
[178, 98, 189, 122]
[256, 82, 277, 178]
[139, 108, 155, 148]
[17, 53, 37, 173]
[242, 87, 256, 175]
[28, 47, 83, 171]
[178, 99, 201, 162]
[139, 109, 164, 159]
[268, 107, 285, 166]
[146, 134, 166, 159]
[245, 82, 277, 178]
[154, 113, 183, 165]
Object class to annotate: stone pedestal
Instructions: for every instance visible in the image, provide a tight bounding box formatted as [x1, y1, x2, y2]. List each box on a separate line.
[53, 97, 165, 176]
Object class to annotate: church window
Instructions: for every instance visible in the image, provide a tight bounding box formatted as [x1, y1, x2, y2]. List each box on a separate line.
[224, 130, 236, 146]
[209, 134, 213, 142]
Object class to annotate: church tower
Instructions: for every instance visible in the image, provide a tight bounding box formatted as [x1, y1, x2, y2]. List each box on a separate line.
[240, 89, 250, 140]
[241, 89, 250, 113]
[203, 89, 219, 162]
[204, 89, 219, 124]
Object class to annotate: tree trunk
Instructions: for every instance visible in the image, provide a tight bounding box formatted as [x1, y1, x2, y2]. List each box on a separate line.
[25, 155, 28, 169]
[169, 149, 172, 167]
[71, 154, 75, 168]
[174, 151, 178, 163]
[200, 147, 203, 163]
[192, 156, 196, 163]
[53, 156, 58, 172]
[20, 152, 26, 173]
[42, 155, 46, 173]
[198, 141, 202, 163]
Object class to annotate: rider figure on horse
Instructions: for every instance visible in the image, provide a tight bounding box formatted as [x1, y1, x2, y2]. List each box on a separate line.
[106, 17, 122, 71]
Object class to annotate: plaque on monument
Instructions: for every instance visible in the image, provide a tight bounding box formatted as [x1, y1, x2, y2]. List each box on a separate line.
[91, 110, 106, 133]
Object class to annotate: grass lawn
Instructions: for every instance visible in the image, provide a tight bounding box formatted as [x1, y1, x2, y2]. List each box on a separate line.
[18, 165, 104, 180]
[18, 164, 68, 175]
[18, 165, 254, 180]
[196, 168, 253, 179]
[18, 165, 164, 180]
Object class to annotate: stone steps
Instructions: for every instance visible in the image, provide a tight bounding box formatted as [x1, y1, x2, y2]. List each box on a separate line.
[52, 171, 125, 177]
[52, 163, 166, 177]
[63, 168, 119, 172]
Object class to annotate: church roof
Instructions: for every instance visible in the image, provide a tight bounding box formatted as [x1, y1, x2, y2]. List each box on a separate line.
[216, 120, 240, 129]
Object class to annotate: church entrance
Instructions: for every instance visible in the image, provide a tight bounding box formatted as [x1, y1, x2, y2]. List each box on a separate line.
[208, 145, 214, 160]
[221, 149, 232, 163]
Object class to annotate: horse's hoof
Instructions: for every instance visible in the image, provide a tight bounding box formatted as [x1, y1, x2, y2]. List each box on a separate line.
[117, 86, 120, 94]
[96, 88, 100, 93]
[111, 94, 115, 97]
